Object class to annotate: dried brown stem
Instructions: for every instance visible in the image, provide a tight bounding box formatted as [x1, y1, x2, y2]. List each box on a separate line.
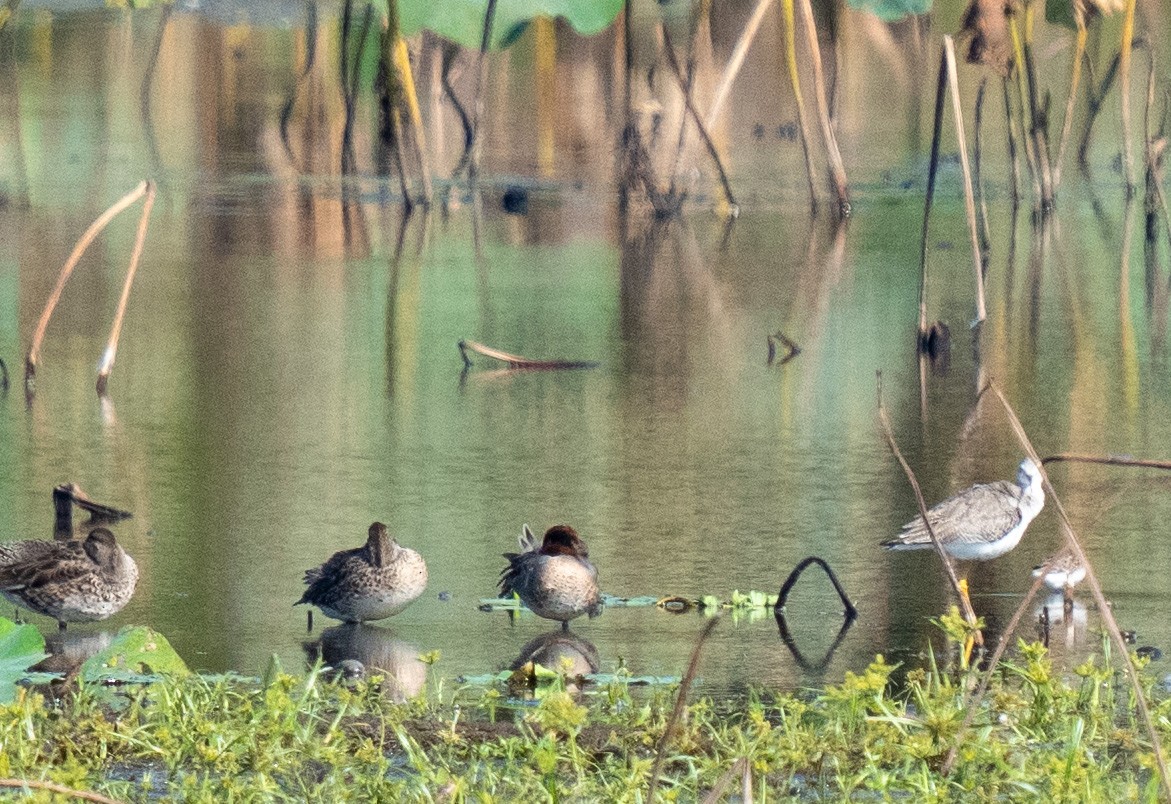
[700, 757, 749, 804]
[647, 617, 720, 803]
[467, 0, 498, 189]
[982, 381, 1171, 799]
[766, 330, 801, 365]
[705, 0, 773, 129]
[1041, 453, 1171, 470]
[25, 181, 150, 388]
[876, 371, 982, 639]
[458, 340, 598, 370]
[943, 35, 987, 322]
[1053, 18, 1087, 190]
[0, 778, 125, 804]
[798, 0, 849, 216]
[97, 181, 156, 396]
[659, 24, 738, 215]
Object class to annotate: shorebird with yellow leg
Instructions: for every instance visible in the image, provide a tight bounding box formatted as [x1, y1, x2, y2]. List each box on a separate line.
[882, 458, 1046, 629]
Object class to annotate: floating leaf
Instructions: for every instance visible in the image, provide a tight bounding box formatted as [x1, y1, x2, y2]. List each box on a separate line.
[0, 618, 48, 703]
[81, 626, 189, 680]
[400, 0, 625, 51]
[845, 0, 931, 23]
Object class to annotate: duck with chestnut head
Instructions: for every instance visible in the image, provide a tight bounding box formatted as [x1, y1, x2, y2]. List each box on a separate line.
[500, 524, 603, 629]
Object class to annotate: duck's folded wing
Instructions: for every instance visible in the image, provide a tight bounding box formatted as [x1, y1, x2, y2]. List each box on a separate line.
[884, 481, 1021, 548]
[0, 544, 89, 591]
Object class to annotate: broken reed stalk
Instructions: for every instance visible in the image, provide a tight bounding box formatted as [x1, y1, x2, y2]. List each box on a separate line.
[280, 1, 318, 162]
[766, 330, 801, 365]
[466, 0, 498, 189]
[797, 0, 849, 216]
[940, 568, 1050, 775]
[1042, 452, 1171, 471]
[973, 78, 991, 256]
[1119, 0, 1137, 195]
[982, 381, 1171, 799]
[778, 0, 818, 215]
[1078, 50, 1121, 169]
[392, 34, 434, 207]
[875, 372, 983, 640]
[704, 0, 773, 129]
[1002, 78, 1022, 205]
[458, 339, 598, 370]
[1007, 21, 1043, 202]
[0, 357, 7, 392]
[380, 0, 413, 207]
[96, 182, 155, 396]
[646, 617, 720, 804]
[1052, 15, 1088, 190]
[25, 181, 150, 387]
[700, 757, 750, 804]
[943, 35, 987, 322]
[917, 47, 950, 338]
[0, 779, 124, 804]
[659, 25, 738, 215]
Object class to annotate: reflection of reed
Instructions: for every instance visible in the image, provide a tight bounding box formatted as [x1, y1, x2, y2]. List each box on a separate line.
[304, 623, 427, 701]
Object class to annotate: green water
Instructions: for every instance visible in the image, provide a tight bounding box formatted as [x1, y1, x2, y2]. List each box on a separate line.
[0, 4, 1169, 695]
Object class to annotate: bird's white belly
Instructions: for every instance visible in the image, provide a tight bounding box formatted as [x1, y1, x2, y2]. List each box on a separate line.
[944, 520, 1028, 560]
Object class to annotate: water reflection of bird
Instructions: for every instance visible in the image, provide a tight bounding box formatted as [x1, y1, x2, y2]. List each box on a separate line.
[1033, 550, 1086, 607]
[0, 528, 139, 629]
[296, 522, 427, 623]
[510, 629, 599, 694]
[32, 629, 114, 675]
[50, 483, 133, 540]
[303, 623, 427, 701]
[882, 459, 1046, 560]
[500, 525, 603, 630]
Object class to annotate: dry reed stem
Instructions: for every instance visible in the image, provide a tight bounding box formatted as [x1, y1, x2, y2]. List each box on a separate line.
[982, 381, 1171, 799]
[918, 47, 950, 337]
[25, 181, 150, 385]
[97, 181, 156, 395]
[1052, 19, 1088, 190]
[705, 0, 773, 129]
[943, 35, 987, 323]
[467, 0, 498, 188]
[1002, 78, 1022, 205]
[797, 0, 849, 215]
[875, 372, 983, 639]
[646, 617, 720, 803]
[1120, 0, 1138, 194]
[393, 37, 433, 207]
[0, 778, 125, 804]
[778, 0, 818, 215]
[700, 757, 749, 804]
[659, 24, 738, 214]
[1043, 453, 1171, 471]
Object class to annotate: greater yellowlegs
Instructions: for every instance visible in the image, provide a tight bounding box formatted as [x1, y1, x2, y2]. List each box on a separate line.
[297, 522, 428, 624]
[882, 458, 1045, 560]
[0, 528, 138, 629]
[500, 524, 603, 629]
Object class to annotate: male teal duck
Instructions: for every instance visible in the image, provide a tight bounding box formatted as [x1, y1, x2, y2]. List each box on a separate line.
[0, 528, 139, 629]
[297, 522, 428, 623]
[500, 524, 603, 629]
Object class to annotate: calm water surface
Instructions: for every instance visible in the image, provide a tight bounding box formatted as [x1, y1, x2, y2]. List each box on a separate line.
[2, 5, 1171, 695]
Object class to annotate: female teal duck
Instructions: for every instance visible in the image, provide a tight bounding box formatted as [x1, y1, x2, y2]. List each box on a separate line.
[297, 522, 428, 623]
[500, 524, 603, 629]
[0, 528, 139, 629]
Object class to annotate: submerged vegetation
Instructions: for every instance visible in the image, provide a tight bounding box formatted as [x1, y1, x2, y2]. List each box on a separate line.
[1, 636, 1168, 801]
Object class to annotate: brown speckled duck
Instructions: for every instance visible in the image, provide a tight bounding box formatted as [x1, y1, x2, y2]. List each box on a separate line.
[500, 524, 603, 629]
[0, 528, 139, 629]
[297, 522, 428, 623]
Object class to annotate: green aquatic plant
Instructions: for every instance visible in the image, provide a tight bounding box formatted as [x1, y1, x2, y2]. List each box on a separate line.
[400, 0, 624, 51]
[0, 618, 47, 703]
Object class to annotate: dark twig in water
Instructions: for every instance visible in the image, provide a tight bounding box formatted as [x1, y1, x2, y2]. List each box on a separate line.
[466, 0, 498, 189]
[766, 331, 801, 365]
[646, 617, 719, 804]
[139, 2, 174, 174]
[876, 371, 982, 641]
[1078, 49, 1123, 169]
[977, 381, 1171, 798]
[0, 357, 8, 393]
[658, 24, 738, 216]
[776, 608, 855, 672]
[458, 340, 598, 371]
[280, 0, 318, 165]
[775, 556, 857, 619]
[25, 181, 150, 395]
[442, 43, 474, 181]
[917, 45, 949, 340]
[97, 181, 156, 396]
[1041, 453, 1171, 471]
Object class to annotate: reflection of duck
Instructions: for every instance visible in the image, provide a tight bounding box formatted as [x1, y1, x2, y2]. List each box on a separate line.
[32, 629, 114, 675]
[510, 629, 599, 695]
[297, 522, 427, 623]
[500, 525, 603, 629]
[0, 528, 139, 629]
[304, 623, 426, 701]
[50, 483, 133, 541]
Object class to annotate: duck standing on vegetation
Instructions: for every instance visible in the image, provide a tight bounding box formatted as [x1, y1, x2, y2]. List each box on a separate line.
[296, 522, 428, 623]
[0, 528, 139, 629]
[500, 524, 603, 629]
